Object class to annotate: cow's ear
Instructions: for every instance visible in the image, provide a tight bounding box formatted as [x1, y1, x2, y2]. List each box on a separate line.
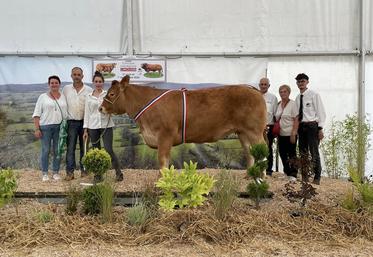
[111, 80, 119, 86]
[120, 75, 130, 91]
[120, 75, 130, 85]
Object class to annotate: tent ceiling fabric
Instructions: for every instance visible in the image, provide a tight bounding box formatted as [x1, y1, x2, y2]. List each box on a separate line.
[133, 0, 359, 54]
[0, 0, 126, 53]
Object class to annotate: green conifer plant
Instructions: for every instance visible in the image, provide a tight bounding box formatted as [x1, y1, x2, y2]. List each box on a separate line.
[246, 144, 270, 209]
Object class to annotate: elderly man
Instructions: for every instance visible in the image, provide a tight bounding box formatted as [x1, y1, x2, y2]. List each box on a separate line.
[259, 77, 278, 176]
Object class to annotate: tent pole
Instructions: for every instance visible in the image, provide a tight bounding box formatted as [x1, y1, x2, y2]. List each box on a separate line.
[126, 0, 134, 56]
[358, 0, 366, 179]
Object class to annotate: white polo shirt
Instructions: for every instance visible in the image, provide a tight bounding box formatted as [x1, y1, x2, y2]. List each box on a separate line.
[62, 84, 93, 120]
[32, 93, 67, 125]
[275, 100, 298, 136]
[83, 90, 115, 129]
[262, 92, 278, 125]
[295, 88, 326, 128]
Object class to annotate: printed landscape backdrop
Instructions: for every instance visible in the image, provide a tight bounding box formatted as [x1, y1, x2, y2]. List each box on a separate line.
[0, 56, 267, 171]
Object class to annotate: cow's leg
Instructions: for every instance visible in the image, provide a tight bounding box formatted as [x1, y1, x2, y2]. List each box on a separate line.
[238, 133, 254, 168]
[157, 136, 173, 171]
[239, 131, 266, 177]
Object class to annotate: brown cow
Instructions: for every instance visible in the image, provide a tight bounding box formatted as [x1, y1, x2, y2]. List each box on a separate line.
[141, 63, 163, 74]
[100, 76, 267, 169]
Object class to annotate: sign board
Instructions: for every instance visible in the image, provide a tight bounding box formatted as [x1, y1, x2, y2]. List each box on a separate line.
[92, 58, 166, 82]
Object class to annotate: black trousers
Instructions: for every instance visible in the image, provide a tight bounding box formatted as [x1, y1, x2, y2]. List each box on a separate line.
[88, 127, 121, 175]
[278, 136, 297, 178]
[266, 125, 275, 174]
[298, 122, 322, 180]
[66, 120, 85, 174]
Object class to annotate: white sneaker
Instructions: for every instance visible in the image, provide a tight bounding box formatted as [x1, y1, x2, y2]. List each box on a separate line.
[288, 176, 297, 182]
[52, 174, 61, 180]
[42, 175, 49, 182]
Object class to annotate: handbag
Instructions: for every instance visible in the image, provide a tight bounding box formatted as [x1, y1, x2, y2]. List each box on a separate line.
[272, 100, 289, 138]
[272, 120, 281, 137]
[51, 94, 68, 157]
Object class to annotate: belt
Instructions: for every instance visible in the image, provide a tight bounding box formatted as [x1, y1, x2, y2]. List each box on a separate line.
[300, 121, 317, 124]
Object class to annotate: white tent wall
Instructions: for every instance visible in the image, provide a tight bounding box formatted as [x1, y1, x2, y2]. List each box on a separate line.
[267, 56, 358, 122]
[166, 57, 267, 84]
[0, 0, 126, 54]
[0, 57, 92, 84]
[133, 0, 359, 54]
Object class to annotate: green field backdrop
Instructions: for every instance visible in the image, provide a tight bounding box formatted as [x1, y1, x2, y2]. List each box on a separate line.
[0, 83, 246, 171]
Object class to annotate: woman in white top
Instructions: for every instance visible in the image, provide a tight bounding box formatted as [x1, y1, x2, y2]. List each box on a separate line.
[83, 71, 123, 182]
[32, 75, 67, 181]
[274, 85, 299, 180]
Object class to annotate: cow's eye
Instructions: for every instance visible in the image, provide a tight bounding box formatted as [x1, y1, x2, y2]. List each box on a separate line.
[109, 93, 115, 97]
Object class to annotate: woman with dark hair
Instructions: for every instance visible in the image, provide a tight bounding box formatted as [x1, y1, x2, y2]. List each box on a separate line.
[33, 75, 67, 181]
[83, 71, 123, 182]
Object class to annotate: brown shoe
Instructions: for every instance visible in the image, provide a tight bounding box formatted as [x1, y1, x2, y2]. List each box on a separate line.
[65, 174, 74, 181]
[81, 172, 89, 178]
[115, 172, 124, 182]
[312, 178, 320, 185]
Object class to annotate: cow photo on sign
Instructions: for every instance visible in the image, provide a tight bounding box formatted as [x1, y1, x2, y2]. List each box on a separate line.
[99, 75, 267, 170]
[141, 63, 163, 78]
[95, 63, 116, 79]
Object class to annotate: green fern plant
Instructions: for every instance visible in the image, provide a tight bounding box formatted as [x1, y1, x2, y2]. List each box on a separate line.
[343, 166, 373, 212]
[0, 168, 17, 207]
[156, 161, 215, 211]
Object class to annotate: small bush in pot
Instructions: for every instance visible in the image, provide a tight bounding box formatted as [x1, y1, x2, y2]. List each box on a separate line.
[82, 148, 111, 180]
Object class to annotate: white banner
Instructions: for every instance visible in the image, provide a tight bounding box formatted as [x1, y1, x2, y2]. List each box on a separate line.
[93, 58, 166, 82]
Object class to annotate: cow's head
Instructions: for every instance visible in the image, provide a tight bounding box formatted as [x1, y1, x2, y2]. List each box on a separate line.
[141, 63, 147, 69]
[99, 75, 130, 115]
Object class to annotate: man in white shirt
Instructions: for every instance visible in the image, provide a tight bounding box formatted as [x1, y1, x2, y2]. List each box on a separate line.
[62, 67, 93, 180]
[259, 77, 278, 176]
[295, 73, 326, 185]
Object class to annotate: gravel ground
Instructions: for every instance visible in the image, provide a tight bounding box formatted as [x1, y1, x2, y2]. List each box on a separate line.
[3, 169, 369, 257]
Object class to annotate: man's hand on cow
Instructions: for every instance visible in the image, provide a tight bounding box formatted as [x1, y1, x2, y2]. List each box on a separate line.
[318, 130, 324, 141]
[34, 129, 42, 139]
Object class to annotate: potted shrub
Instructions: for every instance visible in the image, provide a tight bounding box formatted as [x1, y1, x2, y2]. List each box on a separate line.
[82, 148, 111, 183]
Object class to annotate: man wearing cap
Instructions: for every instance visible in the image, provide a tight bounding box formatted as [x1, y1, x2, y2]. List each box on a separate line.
[259, 77, 278, 176]
[295, 73, 326, 185]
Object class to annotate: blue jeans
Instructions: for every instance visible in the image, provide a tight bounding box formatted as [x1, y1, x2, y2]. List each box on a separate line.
[66, 120, 85, 174]
[40, 124, 61, 175]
